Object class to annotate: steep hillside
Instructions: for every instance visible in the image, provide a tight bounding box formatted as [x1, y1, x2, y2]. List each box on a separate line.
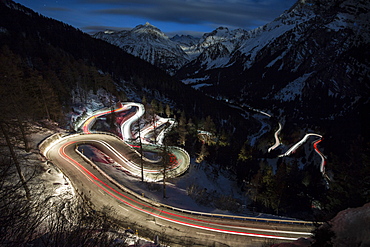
[174, 0, 370, 220]
[176, 0, 370, 123]
[0, 0, 261, 173]
[1, 1, 248, 121]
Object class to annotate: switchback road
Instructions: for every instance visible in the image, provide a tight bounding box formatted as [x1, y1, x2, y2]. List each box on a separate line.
[43, 133, 314, 246]
[39, 102, 316, 246]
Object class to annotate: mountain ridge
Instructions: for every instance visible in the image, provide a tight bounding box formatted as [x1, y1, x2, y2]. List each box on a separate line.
[93, 22, 190, 75]
[174, 0, 370, 122]
[92, 0, 369, 116]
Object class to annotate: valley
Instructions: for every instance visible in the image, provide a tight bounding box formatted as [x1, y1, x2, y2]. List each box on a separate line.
[0, 0, 369, 246]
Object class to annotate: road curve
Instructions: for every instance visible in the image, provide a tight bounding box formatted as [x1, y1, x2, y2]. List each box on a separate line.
[78, 102, 189, 181]
[43, 133, 313, 246]
[278, 133, 322, 158]
[39, 102, 316, 245]
[268, 122, 282, 152]
[276, 131, 328, 179]
[313, 139, 327, 175]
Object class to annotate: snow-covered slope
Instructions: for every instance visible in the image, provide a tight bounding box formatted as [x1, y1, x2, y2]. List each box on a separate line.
[93, 23, 189, 75]
[177, 27, 248, 67]
[181, 0, 369, 73]
[92, 0, 369, 122]
[177, 0, 370, 121]
[170, 34, 200, 48]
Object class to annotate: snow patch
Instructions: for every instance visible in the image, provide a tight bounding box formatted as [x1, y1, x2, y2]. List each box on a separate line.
[274, 73, 313, 101]
[192, 83, 212, 90]
[0, 27, 8, 33]
[181, 76, 210, 85]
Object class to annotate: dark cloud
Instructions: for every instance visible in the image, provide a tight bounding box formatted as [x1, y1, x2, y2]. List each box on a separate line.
[15, 0, 297, 35]
[79, 0, 296, 30]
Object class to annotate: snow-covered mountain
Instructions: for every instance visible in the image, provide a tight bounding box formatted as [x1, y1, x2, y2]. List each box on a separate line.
[170, 34, 200, 48]
[176, 0, 370, 121]
[180, 27, 248, 65]
[93, 24, 248, 75]
[93, 0, 369, 122]
[93, 23, 189, 75]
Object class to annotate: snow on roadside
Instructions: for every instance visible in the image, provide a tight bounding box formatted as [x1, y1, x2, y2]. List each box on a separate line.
[192, 83, 213, 90]
[23, 124, 159, 246]
[28, 124, 75, 200]
[95, 158, 248, 215]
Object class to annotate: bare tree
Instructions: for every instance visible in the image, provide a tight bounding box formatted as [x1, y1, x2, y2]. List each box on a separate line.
[0, 121, 31, 200]
[0, 149, 45, 245]
[160, 142, 172, 199]
[138, 120, 144, 182]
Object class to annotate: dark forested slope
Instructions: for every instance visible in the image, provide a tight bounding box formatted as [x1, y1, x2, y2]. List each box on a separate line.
[0, 0, 253, 130]
[0, 0, 259, 178]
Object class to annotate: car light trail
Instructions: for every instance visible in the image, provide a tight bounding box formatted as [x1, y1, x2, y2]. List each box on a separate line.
[41, 102, 314, 244]
[59, 141, 305, 241]
[268, 122, 282, 152]
[80, 102, 186, 181]
[279, 133, 322, 157]
[313, 139, 327, 175]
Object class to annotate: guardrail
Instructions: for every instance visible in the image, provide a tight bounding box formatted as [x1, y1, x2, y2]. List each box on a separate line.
[39, 132, 80, 156]
[158, 203, 315, 225]
[73, 107, 117, 131]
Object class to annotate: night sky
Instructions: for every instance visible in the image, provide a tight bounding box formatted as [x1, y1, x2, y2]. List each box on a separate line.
[14, 0, 296, 36]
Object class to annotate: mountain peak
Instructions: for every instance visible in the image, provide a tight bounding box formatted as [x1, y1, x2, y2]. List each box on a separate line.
[93, 22, 189, 75]
[132, 22, 165, 37]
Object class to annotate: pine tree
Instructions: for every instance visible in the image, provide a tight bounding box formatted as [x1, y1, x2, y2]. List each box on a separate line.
[204, 115, 216, 133]
[238, 142, 252, 162]
[165, 104, 171, 118]
[158, 102, 164, 116]
[160, 143, 172, 198]
[177, 111, 187, 146]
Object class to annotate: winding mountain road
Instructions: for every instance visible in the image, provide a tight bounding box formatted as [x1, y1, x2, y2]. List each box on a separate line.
[313, 139, 327, 175]
[268, 122, 282, 152]
[266, 118, 327, 177]
[44, 133, 313, 246]
[40, 102, 315, 246]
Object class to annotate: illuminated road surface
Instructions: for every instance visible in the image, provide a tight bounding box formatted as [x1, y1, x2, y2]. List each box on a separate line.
[44, 133, 313, 246]
[313, 139, 327, 175]
[279, 133, 322, 157]
[40, 102, 315, 245]
[79, 102, 188, 181]
[268, 122, 282, 152]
